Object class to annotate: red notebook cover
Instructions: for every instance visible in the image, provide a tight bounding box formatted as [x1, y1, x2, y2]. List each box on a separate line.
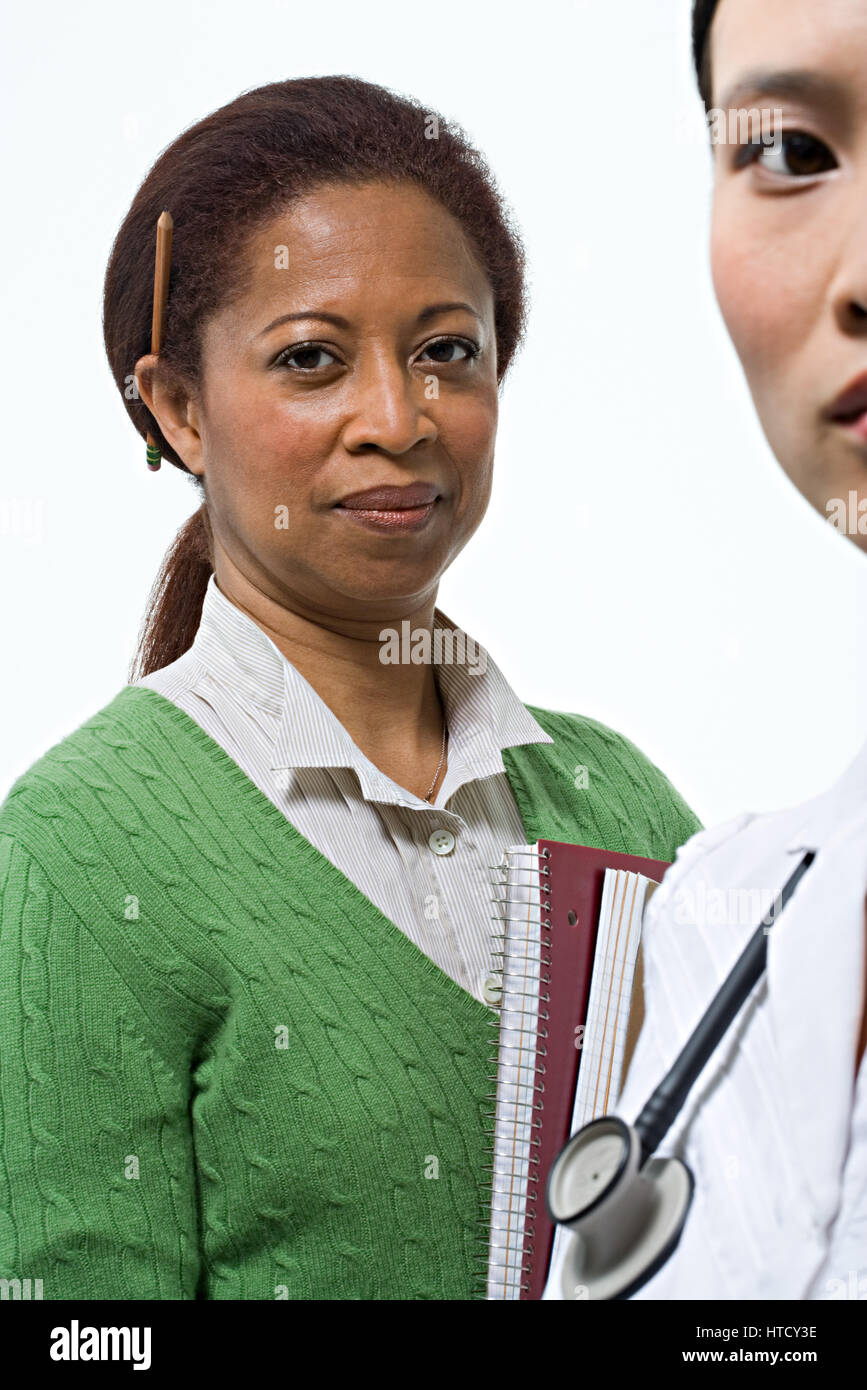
[521, 840, 671, 1300]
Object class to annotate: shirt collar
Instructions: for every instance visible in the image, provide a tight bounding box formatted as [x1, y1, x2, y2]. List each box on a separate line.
[783, 732, 867, 854]
[192, 574, 552, 802]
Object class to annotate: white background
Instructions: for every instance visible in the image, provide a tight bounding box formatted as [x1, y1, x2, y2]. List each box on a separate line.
[2, 0, 866, 827]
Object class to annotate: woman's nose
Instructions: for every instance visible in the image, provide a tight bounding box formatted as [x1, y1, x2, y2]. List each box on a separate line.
[831, 198, 867, 335]
[340, 353, 438, 454]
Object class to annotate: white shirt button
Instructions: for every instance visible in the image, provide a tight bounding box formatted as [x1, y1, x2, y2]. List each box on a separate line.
[483, 973, 503, 1006]
[428, 828, 456, 856]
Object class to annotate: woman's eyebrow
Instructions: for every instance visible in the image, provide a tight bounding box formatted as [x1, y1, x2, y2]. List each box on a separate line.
[416, 301, 482, 324]
[717, 67, 850, 116]
[258, 301, 482, 337]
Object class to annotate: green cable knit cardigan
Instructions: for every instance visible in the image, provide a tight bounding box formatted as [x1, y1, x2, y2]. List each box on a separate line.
[0, 684, 700, 1300]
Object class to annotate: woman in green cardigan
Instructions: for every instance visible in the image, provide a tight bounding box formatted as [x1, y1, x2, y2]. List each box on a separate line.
[0, 75, 700, 1300]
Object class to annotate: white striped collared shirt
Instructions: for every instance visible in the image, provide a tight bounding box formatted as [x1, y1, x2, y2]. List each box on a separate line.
[134, 573, 553, 1007]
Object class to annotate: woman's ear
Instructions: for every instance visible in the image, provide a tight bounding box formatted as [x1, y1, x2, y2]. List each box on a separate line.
[134, 353, 204, 477]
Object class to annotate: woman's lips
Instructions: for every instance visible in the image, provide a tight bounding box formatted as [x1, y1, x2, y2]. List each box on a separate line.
[828, 372, 867, 439]
[332, 500, 438, 531]
[836, 410, 867, 442]
[332, 481, 441, 532]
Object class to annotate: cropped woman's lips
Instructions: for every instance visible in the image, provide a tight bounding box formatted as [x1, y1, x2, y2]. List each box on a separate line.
[332, 481, 441, 532]
[827, 371, 867, 441]
[845, 415, 867, 442]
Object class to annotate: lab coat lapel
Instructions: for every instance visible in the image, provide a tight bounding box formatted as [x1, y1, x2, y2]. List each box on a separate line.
[768, 805, 867, 1231]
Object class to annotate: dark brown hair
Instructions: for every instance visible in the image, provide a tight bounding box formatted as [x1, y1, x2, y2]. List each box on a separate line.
[692, 0, 720, 111]
[104, 75, 529, 681]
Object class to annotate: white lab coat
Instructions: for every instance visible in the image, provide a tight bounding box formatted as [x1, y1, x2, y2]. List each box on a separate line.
[543, 737, 867, 1300]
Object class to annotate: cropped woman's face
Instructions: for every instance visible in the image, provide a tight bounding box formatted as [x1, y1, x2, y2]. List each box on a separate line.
[708, 0, 867, 550]
[151, 179, 498, 621]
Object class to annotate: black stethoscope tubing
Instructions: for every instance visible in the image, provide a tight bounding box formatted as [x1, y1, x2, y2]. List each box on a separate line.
[633, 849, 816, 1165]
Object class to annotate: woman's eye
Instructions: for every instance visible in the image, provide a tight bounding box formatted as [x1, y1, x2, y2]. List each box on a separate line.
[417, 337, 479, 365]
[742, 131, 837, 179]
[275, 344, 337, 371]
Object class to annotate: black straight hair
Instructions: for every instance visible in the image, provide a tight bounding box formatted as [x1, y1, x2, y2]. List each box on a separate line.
[692, 0, 720, 110]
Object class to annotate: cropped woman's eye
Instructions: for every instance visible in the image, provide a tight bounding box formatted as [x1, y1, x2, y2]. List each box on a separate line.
[417, 336, 480, 364]
[739, 131, 838, 179]
[275, 343, 338, 371]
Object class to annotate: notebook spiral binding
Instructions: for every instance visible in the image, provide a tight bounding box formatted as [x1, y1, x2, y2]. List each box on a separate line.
[473, 844, 552, 1299]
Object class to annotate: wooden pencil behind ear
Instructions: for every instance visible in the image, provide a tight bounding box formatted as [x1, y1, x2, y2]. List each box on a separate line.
[145, 210, 173, 471]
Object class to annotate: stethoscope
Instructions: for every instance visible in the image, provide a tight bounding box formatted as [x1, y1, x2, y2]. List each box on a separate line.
[544, 850, 816, 1300]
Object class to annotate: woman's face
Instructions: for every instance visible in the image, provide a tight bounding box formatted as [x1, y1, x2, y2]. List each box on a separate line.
[708, 0, 867, 549]
[150, 179, 498, 621]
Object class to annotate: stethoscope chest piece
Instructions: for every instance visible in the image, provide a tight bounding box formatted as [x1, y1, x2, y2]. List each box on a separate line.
[546, 1114, 694, 1300]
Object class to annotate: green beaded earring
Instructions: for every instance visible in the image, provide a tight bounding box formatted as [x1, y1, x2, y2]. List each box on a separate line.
[144, 210, 174, 472]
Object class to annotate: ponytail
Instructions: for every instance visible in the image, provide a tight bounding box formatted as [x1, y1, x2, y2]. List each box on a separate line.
[128, 502, 214, 682]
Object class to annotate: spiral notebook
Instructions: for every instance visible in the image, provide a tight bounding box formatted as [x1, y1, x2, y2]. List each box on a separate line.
[481, 840, 669, 1300]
